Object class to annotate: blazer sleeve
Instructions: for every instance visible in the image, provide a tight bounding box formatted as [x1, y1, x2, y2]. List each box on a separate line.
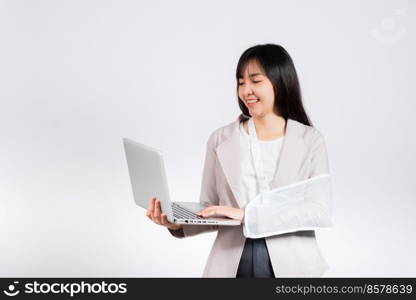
[308, 128, 331, 177]
[243, 128, 333, 238]
[168, 131, 220, 238]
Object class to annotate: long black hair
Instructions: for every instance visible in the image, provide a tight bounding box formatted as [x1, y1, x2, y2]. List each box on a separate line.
[236, 44, 312, 127]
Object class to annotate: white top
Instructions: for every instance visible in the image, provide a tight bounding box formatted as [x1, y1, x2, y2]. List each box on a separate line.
[239, 121, 284, 207]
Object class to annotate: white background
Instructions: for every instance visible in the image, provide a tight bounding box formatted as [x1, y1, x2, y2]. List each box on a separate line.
[1, 0, 415, 277]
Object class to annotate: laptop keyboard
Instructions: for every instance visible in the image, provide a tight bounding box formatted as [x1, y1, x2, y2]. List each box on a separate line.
[172, 203, 204, 220]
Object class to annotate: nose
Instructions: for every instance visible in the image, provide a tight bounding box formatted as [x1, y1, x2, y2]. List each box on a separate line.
[241, 82, 254, 97]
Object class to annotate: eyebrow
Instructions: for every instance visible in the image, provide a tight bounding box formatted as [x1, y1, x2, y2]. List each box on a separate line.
[238, 73, 263, 79]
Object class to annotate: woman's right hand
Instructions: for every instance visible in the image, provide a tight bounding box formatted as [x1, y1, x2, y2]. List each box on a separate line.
[146, 197, 183, 231]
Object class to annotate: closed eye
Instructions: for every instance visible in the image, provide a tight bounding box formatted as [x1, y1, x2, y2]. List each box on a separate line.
[238, 81, 261, 85]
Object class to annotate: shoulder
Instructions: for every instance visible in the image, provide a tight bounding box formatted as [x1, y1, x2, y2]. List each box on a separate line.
[289, 118, 326, 146]
[206, 119, 238, 146]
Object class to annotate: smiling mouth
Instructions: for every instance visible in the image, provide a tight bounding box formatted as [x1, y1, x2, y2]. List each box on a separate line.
[246, 99, 259, 104]
[246, 99, 260, 107]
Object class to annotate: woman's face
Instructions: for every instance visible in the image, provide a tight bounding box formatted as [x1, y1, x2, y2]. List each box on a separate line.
[238, 60, 275, 118]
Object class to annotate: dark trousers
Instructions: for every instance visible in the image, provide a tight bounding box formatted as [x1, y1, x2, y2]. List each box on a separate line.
[236, 237, 275, 278]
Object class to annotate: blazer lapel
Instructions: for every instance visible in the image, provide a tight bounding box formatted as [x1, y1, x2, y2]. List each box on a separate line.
[215, 117, 308, 209]
[215, 118, 244, 208]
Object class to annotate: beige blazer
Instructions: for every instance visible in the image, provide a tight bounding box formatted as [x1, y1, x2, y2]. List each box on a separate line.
[169, 115, 331, 277]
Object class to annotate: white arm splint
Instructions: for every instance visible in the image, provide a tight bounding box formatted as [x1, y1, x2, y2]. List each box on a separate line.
[243, 173, 333, 238]
[242, 117, 333, 238]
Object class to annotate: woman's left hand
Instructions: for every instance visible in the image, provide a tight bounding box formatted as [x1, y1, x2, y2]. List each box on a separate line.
[197, 206, 245, 222]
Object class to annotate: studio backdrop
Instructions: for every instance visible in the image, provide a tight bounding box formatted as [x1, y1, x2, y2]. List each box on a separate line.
[0, 0, 415, 277]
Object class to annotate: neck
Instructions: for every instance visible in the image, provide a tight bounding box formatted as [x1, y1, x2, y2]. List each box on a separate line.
[252, 114, 286, 135]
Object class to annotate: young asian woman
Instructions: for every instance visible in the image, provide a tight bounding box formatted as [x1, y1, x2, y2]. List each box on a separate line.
[146, 43, 332, 278]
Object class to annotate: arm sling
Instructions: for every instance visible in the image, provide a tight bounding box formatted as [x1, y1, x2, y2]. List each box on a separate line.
[243, 117, 333, 239]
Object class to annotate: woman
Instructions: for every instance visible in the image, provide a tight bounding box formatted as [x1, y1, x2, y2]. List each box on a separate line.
[146, 43, 331, 277]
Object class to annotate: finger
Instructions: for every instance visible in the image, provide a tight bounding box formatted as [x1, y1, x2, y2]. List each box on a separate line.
[149, 197, 156, 213]
[147, 198, 156, 221]
[197, 208, 207, 217]
[203, 207, 223, 218]
[203, 211, 215, 218]
[198, 207, 213, 218]
[150, 198, 157, 218]
[146, 209, 155, 221]
[154, 200, 161, 217]
[154, 200, 161, 224]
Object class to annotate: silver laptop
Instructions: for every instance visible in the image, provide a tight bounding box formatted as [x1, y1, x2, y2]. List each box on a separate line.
[123, 138, 241, 226]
